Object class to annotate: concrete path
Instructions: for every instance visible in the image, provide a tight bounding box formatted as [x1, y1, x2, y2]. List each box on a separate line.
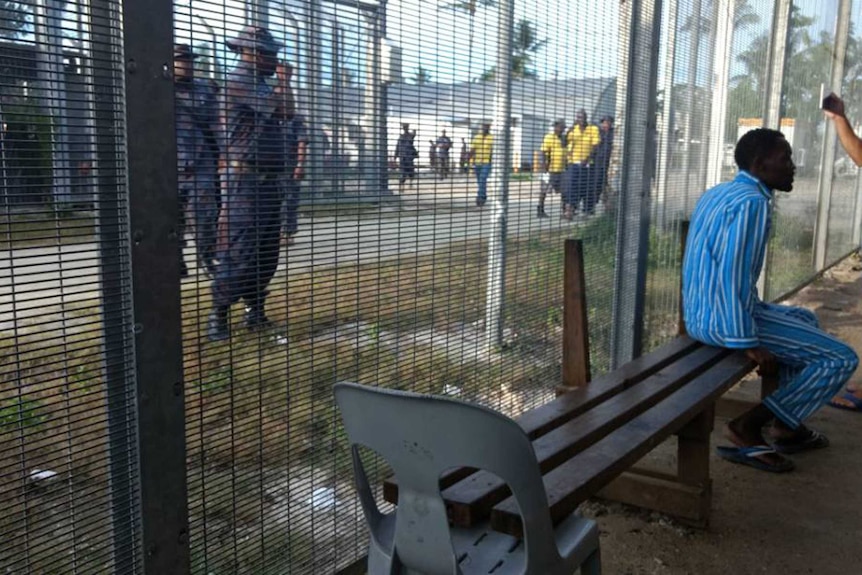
[0, 183, 583, 330]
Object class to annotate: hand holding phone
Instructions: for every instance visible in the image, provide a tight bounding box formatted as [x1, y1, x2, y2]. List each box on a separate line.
[823, 92, 845, 118]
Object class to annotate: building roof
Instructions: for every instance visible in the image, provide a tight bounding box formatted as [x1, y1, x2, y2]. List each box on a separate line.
[305, 76, 617, 127]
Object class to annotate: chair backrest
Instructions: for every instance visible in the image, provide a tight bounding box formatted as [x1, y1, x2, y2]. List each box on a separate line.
[334, 382, 562, 574]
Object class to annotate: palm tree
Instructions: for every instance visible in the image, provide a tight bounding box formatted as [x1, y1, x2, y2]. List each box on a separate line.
[0, 2, 29, 40]
[442, 0, 496, 83]
[681, 0, 761, 36]
[480, 19, 546, 81]
[512, 19, 546, 79]
[412, 66, 432, 85]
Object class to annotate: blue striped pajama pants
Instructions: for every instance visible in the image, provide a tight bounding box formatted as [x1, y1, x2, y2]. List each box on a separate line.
[747, 303, 858, 429]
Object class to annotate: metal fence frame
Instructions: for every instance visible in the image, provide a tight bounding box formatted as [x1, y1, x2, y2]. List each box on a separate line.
[7, 0, 859, 573]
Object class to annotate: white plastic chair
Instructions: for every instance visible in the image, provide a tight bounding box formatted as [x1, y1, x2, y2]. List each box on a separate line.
[334, 382, 601, 575]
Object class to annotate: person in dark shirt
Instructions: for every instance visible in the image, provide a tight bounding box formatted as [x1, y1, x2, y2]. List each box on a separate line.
[174, 43, 219, 278]
[394, 123, 418, 191]
[207, 26, 295, 341]
[436, 130, 452, 179]
[281, 114, 308, 246]
[588, 116, 614, 215]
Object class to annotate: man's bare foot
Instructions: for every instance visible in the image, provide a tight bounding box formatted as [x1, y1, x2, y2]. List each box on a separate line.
[725, 420, 792, 470]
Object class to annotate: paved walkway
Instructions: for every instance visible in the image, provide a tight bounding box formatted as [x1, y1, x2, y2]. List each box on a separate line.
[0, 183, 582, 330]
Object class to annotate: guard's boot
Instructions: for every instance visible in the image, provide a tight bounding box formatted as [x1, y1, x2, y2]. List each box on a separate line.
[244, 298, 270, 329]
[207, 306, 230, 342]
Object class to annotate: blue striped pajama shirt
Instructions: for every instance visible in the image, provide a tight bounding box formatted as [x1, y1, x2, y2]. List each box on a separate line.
[682, 171, 858, 429]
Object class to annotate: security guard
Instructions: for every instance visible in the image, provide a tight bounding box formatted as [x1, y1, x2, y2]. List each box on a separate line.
[174, 43, 219, 277]
[208, 26, 296, 341]
[537, 118, 567, 218]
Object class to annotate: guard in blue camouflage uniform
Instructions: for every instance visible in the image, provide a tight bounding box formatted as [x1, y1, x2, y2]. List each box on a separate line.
[281, 113, 307, 245]
[208, 26, 296, 341]
[174, 43, 220, 277]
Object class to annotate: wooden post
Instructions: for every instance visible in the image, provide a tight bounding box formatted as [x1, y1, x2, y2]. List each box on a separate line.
[678, 220, 690, 336]
[558, 239, 591, 394]
[676, 405, 714, 526]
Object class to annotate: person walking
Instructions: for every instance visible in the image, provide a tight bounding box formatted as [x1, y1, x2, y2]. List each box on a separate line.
[470, 123, 493, 207]
[428, 139, 437, 176]
[564, 109, 600, 219]
[394, 123, 418, 192]
[281, 113, 307, 246]
[587, 115, 614, 215]
[459, 138, 470, 174]
[537, 119, 567, 218]
[436, 130, 452, 179]
[174, 43, 220, 278]
[207, 26, 296, 341]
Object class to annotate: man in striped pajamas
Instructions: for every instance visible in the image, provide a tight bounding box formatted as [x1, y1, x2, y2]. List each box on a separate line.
[683, 128, 859, 472]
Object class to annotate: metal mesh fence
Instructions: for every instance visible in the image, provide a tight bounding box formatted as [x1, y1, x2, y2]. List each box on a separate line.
[0, 0, 138, 572]
[2, 0, 861, 573]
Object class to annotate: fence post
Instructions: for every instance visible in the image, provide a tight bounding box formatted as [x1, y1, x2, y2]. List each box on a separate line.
[89, 0, 138, 569]
[680, 0, 702, 216]
[122, 0, 189, 571]
[654, 0, 678, 229]
[484, 0, 514, 349]
[814, 0, 852, 270]
[704, 0, 734, 189]
[560, 239, 591, 392]
[609, 0, 663, 368]
[757, 0, 792, 299]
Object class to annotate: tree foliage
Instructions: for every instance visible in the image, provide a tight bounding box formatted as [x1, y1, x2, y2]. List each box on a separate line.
[480, 19, 547, 81]
[412, 66, 432, 85]
[0, 1, 30, 40]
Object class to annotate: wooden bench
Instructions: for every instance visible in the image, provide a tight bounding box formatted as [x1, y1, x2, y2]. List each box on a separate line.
[383, 232, 777, 537]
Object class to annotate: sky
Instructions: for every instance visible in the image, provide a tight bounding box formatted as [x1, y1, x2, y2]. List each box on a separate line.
[15, 0, 850, 91]
[169, 0, 622, 85]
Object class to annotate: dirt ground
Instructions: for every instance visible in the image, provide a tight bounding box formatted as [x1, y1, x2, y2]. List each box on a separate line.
[586, 254, 862, 575]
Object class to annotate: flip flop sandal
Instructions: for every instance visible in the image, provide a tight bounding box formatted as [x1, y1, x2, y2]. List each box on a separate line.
[829, 391, 862, 412]
[715, 445, 795, 473]
[770, 427, 829, 455]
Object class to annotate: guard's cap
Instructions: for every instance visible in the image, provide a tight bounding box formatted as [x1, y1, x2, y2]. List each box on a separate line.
[226, 26, 281, 54]
[174, 43, 198, 60]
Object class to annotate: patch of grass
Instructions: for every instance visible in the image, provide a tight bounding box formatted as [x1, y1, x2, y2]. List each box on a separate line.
[0, 211, 97, 249]
[767, 211, 816, 300]
[0, 396, 46, 431]
[2, 210, 816, 573]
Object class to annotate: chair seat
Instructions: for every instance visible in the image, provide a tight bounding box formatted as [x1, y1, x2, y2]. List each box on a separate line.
[334, 382, 602, 574]
[370, 510, 599, 575]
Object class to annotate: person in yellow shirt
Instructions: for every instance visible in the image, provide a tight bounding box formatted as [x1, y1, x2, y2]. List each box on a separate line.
[537, 119, 567, 218]
[470, 122, 494, 207]
[564, 109, 600, 219]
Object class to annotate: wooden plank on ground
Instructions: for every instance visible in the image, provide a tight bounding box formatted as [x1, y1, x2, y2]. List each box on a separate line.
[383, 335, 704, 506]
[490, 353, 755, 537]
[596, 470, 710, 525]
[441, 345, 729, 527]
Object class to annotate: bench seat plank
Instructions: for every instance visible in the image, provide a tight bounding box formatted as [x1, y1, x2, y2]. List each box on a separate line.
[490, 352, 755, 537]
[382, 336, 703, 505]
[440, 345, 730, 526]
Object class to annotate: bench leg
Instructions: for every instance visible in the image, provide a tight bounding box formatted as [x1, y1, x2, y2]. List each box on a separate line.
[676, 406, 714, 525]
[595, 407, 714, 527]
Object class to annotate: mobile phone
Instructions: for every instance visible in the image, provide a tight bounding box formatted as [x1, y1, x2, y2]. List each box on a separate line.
[822, 93, 842, 113]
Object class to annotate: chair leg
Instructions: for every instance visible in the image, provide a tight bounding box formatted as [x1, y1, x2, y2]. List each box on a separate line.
[580, 547, 601, 575]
